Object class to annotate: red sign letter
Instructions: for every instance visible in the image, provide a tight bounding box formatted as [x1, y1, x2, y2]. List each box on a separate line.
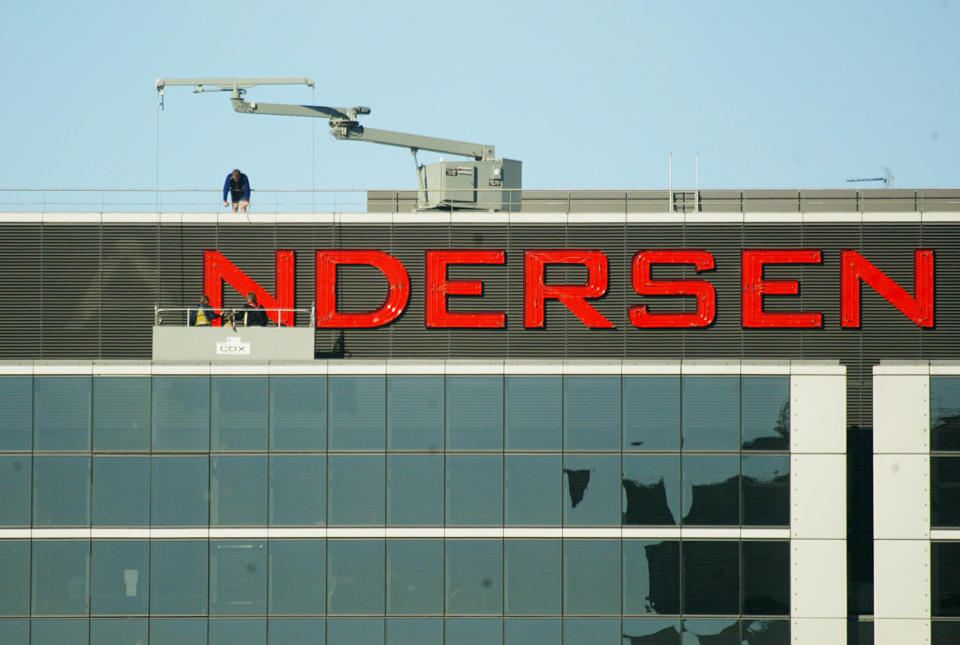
[630, 250, 716, 328]
[742, 250, 823, 328]
[524, 250, 615, 329]
[316, 250, 410, 328]
[203, 250, 296, 326]
[426, 250, 506, 328]
[841, 250, 934, 328]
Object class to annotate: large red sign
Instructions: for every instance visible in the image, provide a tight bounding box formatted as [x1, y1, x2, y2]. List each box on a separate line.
[204, 248, 935, 330]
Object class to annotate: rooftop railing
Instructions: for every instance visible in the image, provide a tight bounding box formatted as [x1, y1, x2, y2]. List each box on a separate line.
[154, 305, 315, 328]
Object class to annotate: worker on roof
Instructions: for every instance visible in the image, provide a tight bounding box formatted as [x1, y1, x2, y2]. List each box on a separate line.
[189, 294, 223, 326]
[222, 168, 251, 213]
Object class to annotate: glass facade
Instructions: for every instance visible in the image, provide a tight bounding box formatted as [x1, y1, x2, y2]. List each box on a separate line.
[931, 376, 960, 639]
[0, 371, 791, 644]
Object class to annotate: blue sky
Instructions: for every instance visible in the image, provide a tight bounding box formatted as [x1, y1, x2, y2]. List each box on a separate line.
[1, 0, 957, 195]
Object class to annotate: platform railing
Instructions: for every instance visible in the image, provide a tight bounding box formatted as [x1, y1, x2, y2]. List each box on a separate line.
[154, 305, 315, 328]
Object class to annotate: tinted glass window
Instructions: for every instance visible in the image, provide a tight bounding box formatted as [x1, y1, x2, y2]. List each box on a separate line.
[387, 618, 442, 645]
[387, 455, 443, 526]
[742, 541, 789, 615]
[563, 540, 621, 615]
[446, 455, 502, 525]
[446, 617, 503, 645]
[268, 540, 325, 615]
[563, 618, 621, 645]
[211, 377, 268, 451]
[327, 618, 383, 645]
[681, 376, 739, 451]
[0, 455, 31, 526]
[0, 619, 28, 643]
[211, 456, 267, 526]
[742, 377, 789, 450]
[681, 455, 739, 526]
[623, 540, 680, 615]
[933, 620, 960, 645]
[91, 540, 149, 615]
[269, 376, 326, 450]
[34, 376, 91, 450]
[93, 377, 150, 451]
[209, 618, 266, 645]
[268, 618, 326, 645]
[0, 377, 31, 450]
[92, 456, 148, 526]
[149, 618, 207, 645]
[328, 455, 384, 526]
[933, 542, 960, 617]
[328, 377, 384, 450]
[151, 456, 208, 527]
[0, 541, 29, 616]
[742, 619, 789, 645]
[504, 454, 561, 526]
[210, 541, 267, 615]
[742, 455, 789, 526]
[505, 377, 561, 450]
[933, 457, 960, 527]
[269, 455, 325, 526]
[564, 376, 620, 450]
[622, 455, 680, 526]
[932, 377, 960, 451]
[504, 618, 561, 645]
[504, 539, 561, 615]
[682, 541, 738, 614]
[34, 455, 90, 527]
[623, 376, 681, 451]
[386, 539, 443, 614]
[388, 376, 443, 450]
[447, 376, 503, 450]
[327, 540, 384, 614]
[563, 455, 620, 526]
[90, 618, 148, 645]
[622, 619, 682, 644]
[30, 618, 89, 645]
[682, 619, 740, 644]
[32, 540, 89, 615]
[152, 377, 209, 451]
[446, 540, 502, 614]
[150, 541, 207, 615]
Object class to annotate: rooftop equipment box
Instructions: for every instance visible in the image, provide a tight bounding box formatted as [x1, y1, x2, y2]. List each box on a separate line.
[418, 159, 521, 211]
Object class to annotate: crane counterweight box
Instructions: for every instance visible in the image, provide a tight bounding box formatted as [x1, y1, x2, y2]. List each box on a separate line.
[419, 159, 521, 211]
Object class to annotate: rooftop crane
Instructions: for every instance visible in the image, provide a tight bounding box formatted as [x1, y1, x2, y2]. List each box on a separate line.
[156, 77, 521, 211]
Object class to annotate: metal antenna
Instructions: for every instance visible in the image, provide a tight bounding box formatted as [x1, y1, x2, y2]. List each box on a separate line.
[846, 167, 894, 188]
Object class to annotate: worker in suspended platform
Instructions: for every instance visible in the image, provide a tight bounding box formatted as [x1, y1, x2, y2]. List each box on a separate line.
[222, 168, 251, 213]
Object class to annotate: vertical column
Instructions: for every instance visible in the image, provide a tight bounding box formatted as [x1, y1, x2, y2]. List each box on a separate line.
[873, 362, 930, 645]
[790, 361, 847, 643]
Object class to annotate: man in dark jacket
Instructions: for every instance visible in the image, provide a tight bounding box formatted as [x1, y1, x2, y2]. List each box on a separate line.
[240, 292, 268, 326]
[222, 169, 251, 213]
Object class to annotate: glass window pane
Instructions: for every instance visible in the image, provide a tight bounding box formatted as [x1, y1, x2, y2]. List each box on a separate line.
[933, 542, 960, 616]
[742, 541, 789, 615]
[681, 376, 739, 451]
[327, 540, 384, 614]
[563, 540, 620, 615]
[0, 619, 28, 644]
[268, 618, 325, 645]
[933, 620, 960, 644]
[933, 457, 960, 527]
[0, 455, 31, 526]
[93, 377, 150, 451]
[563, 618, 620, 645]
[682, 619, 740, 644]
[932, 377, 960, 451]
[34, 456, 90, 527]
[388, 376, 443, 450]
[387, 539, 443, 614]
[623, 376, 681, 451]
[387, 618, 442, 645]
[446, 455, 502, 526]
[269, 376, 326, 450]
[152, 377, 210, 451]
[505, 539, 561, 615]
[211, 456, 267, 526]
[446, 617, 502, 645]
[445, 540, 502, 615]
[327, 618, 383, 645]
[151, 456, 209, 527]
[505, 377, 561, 450]
[268, 540, 325, 615]
[622, 455, 680, 526]
[682, 541, 738, 615]
[210, 541, 267, 615]
[90, 618, 148, 645]
[269, 455, 325, 526]
[387, 455, 442, 526]
[623, 540, 680, 615]
[742, 455, 789, 527]
[209, 618, 265, 645]
[681, 455, 739, 526]
[447, 376, 503, 450]
[328, 455, 384, 526]
[34, 377, 91, 450]
[563, 455, 620, 526]
[149, 618, 207, 645]
[92, 457, 148, 526]
[328, 377, 384, 450]
[32, 540, 89, 615]
[742, 619, 789, 645]
[564, 376, 620, 450]
[150, 541, 207, 615]
[742, 377, 789, 450]
[622, 619, 682, 644]
[30, 618, 89, 645]
[211, 377, 267, 451]
[91, 541, 148, 616]
[504, 619, 561, 645]
[0, 377, 32, 450]
[505, 455, 561, 526]
[0, 541, 29, 615]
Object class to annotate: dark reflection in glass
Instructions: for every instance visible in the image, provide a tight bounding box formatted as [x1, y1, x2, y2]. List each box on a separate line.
[0, 541, 29, 616]
[622, 455, 680, 526]
[933, 457, 960, 527]
[741, 377, 789, 450]
[93, 377, 150, 450]
[150, 541, 207, 615]
[505, 455, 561, 526]
[152, 376, 209, 451]
[328, 455, 384, 526]
[682, 542, 738, 615]
[149, 618, 207, 645]
[563, 617, 620, 645]
[30, 618, 90, 644]
[388, 376, 443, 450]
[269, 455, 325, 526]
[387, 455, 442, 526]
[34, 455, 90, 527]
[622, 618, 682, 644]
[35, 377, 91, 450]
[564, 540, 621, 615]
[933, 542, 960, 617]
[564, 455, 620, 526]
[210, 541, 267, 615]
[682, 376, 739, 451]
[682, 619, 740, 644]
[211, 456, 267, 526]
[0, 456, 30, 526]
[623, 540, 680, 615]
[504, 618, 561, 645]
[564, 376, 620, 450]
[447, 455, 502, 526]
[933, 620, 960, 645]
[0, 377, 31, 451]
[742, 455, 789, 526]
[328, 377, 385, 450]
[327, 540, 385, 614]
[268, 618, 325, 645]
[447, 376, 503, 450]
[446, 540, 502, 615]
[742, 541, 789, 615]
[682, 455, 739, 526]
[327, 618, 383, 645]
[91, 540, 149, 615]
[742, 619, 789, 644]
[623, 377, 681, 452]
[269, 376, 326, 450]
[505, 377, 561, 450]
[268, 540, 325, 615]
[209, 618, 266, 645]
[933, 377, 960, 451]
[387, 618, 442, 645]
[504, 540, 561, 615]
[211, 377, 268, 451]
[151, 456, 209, 527]
[32, 540, 90, 615]
[386, 540, 443, 614]
[446, 617, 503, 645]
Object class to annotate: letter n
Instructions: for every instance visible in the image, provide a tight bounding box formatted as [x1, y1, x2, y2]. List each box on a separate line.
[203, 250, 296, 326]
